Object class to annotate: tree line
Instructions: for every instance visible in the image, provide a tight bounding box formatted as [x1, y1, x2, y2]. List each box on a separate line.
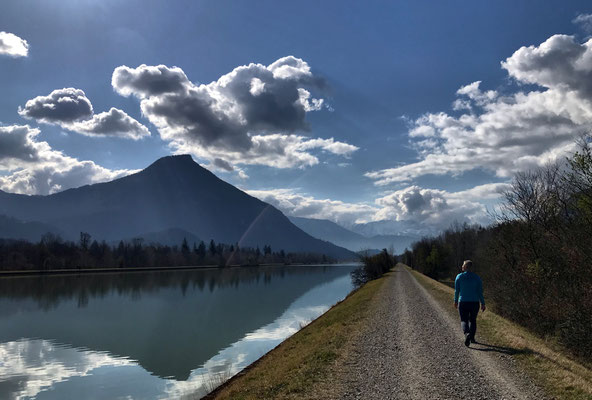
[401, 135, 592, 361]
[351, 249, 394, 286]
[0, 233, 333, 271]
[0, 264, 330, 310]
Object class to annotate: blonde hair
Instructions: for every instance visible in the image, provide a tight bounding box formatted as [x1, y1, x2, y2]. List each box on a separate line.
[462, 260, 473, 270]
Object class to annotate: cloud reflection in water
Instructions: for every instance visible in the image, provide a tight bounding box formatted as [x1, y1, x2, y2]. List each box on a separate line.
[0, 273, 353, 399]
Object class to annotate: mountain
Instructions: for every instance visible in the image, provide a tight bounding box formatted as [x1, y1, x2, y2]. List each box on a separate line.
[126, 228, 201, 247]
[289, 216, 368, 249]
[0, 155, 355, 260]
[289, 216, 416, 253]
[351, 220, 429, 238]
[0, 215, 62, 242]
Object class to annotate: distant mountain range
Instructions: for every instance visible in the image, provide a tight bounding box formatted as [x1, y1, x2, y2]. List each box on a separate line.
[289, 216, 417, 253]
[0, 155, 355, 260]
[350, 219, 428, 238]
[0, 215, 61, 242]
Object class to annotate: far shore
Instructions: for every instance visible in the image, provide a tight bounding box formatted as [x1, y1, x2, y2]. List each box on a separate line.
[0, 261, 360, 277]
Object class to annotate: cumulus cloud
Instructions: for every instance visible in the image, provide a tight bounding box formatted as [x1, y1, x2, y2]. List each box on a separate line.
[502, 34, 592, 97]
[112, 57, 355, 169]
[111, 64, 190, 98]
[247, 182, 503, 233]
[0, 125, 40, 163]
[0, 31, 28, 57]
[373, 186, 492, 230]
[19, 88, 149, 140]
[19, 88, 93, 123]
[0, 125, 133, 195]
[246, 188, 378, 227]
[178, 134, 357, 170]
[452, 81, 498, 111]
[366, 34, 592, 186]
[68, 107, 150, 139]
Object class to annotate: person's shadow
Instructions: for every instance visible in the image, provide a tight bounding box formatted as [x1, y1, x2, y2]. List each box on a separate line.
[469, 341, 532, 355]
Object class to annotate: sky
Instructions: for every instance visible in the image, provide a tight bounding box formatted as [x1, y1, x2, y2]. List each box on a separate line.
[1, 0, 592, 235]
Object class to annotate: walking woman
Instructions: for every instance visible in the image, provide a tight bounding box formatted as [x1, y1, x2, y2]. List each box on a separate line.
[454, 260, 485, 347]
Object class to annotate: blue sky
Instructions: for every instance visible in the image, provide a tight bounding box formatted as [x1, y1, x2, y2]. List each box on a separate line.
[2, 1, 592, 233]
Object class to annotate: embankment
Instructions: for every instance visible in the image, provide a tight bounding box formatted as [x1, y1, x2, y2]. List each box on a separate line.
[206, 265, 592, 399]
[410, 267, 592, 400]
[205, 273, 387, 399]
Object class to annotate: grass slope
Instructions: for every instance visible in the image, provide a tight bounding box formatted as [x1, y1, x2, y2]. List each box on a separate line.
[205, 275, 387, 399]
[409, 267, 592, 400]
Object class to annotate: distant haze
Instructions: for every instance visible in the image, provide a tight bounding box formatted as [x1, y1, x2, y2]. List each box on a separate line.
[289, 217, 416, 253]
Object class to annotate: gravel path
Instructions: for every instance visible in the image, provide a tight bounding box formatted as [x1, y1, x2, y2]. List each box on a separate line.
[334, 265, 545, 400]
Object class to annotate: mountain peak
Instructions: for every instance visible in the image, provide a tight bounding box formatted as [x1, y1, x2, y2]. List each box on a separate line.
[142, 154, 207, 176]
[137, 154, 222, 185]
[0, 152, 355, 259]
[149, 154, 196, 167]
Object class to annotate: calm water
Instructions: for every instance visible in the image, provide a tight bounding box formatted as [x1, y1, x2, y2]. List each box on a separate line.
[0, 264, 358, 399]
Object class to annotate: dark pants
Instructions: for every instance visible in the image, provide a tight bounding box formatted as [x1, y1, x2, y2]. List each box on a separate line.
[458, 301, 480, 340]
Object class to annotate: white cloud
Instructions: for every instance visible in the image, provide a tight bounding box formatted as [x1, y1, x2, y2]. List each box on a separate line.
[173, 133, 357, 170]
[0, 125, 133, 195]
[247, 182, 506, 234]
[366, 34, 592, 186]
[409, 124, 436, 138]
[501, 34, 592, 96]
[246, 188, 378, 226]
[454, 81, 498, 108]
[0, 31, 28, 57]
[0, 339, 133, 400]
[267, 56, 314, 80]
[297, 137, 358, 155]
[373, 186, 492, 230]
[250, 78, 266, 96]
[297, 88, 324, 111]
[237, 169, 249, 179]
[112, 57, 353, 170]
[68, 107, 150, 139]
[19, 88, 149, 140]
[448, 182, 511, 201]
[573, 13, 592, 35]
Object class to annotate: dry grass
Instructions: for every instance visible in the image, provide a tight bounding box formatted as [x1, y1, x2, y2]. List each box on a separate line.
[205, 275, 387, 400]
[409, 267, 592, 400]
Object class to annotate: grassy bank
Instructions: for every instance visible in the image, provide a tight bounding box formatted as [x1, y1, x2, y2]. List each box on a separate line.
[409, 267, 592, 400]
[205, 274, 388, 399]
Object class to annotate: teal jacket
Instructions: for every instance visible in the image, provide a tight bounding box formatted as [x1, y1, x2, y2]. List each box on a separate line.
[454, 271, 485, 304]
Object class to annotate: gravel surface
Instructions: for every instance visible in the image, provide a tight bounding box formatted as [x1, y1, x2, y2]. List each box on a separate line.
[334, 266, 546, 400]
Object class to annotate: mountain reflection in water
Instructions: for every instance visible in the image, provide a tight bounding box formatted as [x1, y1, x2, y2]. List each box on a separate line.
[0, 264, 358, 399]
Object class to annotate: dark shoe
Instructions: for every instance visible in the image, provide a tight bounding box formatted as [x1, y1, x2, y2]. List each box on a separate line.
[464, 334, 471, 347]
[470, 337, 477, 343]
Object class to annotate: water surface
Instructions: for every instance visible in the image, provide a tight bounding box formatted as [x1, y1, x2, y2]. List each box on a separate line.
[0, 264, 358, 399]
